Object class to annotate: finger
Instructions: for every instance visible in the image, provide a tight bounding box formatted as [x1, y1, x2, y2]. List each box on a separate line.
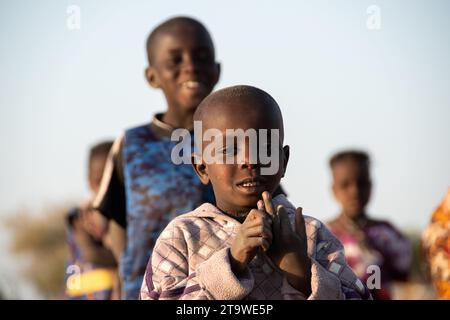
[247, 208, 273, 226]
[294, 207, 306, 237]
[272, 204, 281, 236]
[261, 238, 271, 252]
[243, 224, 265, 237]
[257, 200, 265, 211]
[259, 195, 267, 214]
[277, 205, 292, 234]
[243, 217, 264, 229]
[262, 191, 275, 217]
[244, 209, 267, 225]
[256, 200, 272, 223]
[245, 237, 268, 250]
[245, 208, 262, 222]
[244, 225, 273, 243]
[257, 200, 273, 226]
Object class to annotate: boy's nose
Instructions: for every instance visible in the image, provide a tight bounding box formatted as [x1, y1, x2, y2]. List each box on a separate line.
[349, 184, 360, 197]
[240, 162, 260, 170]
[181, 55, 198, 73]
[239, 150, 260, 170]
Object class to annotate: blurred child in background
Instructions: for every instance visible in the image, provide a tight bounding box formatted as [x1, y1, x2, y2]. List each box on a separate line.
[65, 141, 117, 300]
[327, 150, 411, 299]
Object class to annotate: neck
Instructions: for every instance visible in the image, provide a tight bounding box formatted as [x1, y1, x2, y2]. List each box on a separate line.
[162, 108, 195, 131]
[341, 211, 367, 228]
[217, 203, 251, 223]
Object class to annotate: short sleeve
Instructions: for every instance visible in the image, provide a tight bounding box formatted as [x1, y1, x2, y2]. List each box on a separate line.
[93, 134, 127, 228]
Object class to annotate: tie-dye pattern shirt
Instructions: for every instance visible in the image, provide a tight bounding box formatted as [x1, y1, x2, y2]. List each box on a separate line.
[94, 114, 214, 299]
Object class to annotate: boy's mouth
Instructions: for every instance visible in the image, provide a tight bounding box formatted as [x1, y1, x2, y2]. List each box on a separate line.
[181, 80, 208, 94]
[236, 177, 266, 195]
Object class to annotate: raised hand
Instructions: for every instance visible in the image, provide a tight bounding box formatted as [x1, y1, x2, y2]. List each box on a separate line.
[260, 191, 312, 295]
[229, 207, 273, 275]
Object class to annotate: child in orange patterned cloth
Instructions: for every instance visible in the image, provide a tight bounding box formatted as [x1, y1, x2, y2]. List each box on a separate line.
[422, 188, 450, 299]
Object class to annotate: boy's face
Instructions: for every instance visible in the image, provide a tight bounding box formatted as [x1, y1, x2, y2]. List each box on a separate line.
[146, 24, 220, 113]
[193, 101, 289, 216]
[332, 159, 371, 219]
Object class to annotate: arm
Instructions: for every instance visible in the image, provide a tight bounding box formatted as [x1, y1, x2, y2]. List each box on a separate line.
[93, 134, 127, 229]
[91, 135, 127, 298]
[92, 134, 127, 263]
[72, 221, 116, 267]
[108, 220, 126, 263]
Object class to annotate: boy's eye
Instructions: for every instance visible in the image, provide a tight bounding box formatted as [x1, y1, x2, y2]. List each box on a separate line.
[167, 55, 182, 66]
[221, 145, 238, 155]
[340, 181, 350, 189]
[194, 50, 213, 63]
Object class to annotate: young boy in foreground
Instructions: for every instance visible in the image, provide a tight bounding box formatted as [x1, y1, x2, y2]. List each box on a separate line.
[140, 85, 371, 300]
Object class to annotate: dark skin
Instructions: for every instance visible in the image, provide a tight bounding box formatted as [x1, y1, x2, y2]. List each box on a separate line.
[85, 154, 110, 241]
[72, 154, 116, 266]
[331, 159, 373, 228]
[145, 21, 220, 130]
[193, 97, 312, 296]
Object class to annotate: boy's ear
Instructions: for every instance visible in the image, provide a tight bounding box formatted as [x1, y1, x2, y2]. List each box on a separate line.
[212, 62, 221, 87]
[191, 155, 210, 185]
[145, 66, 160, 88]
[281, 145, 290, 177]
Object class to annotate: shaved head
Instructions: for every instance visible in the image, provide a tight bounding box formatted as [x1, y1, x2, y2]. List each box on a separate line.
[146, 16, 215, 66]
[194, 85, 285, 143]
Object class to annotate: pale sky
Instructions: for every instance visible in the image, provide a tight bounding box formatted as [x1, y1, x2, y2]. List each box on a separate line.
[1, 0, 449, 234]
